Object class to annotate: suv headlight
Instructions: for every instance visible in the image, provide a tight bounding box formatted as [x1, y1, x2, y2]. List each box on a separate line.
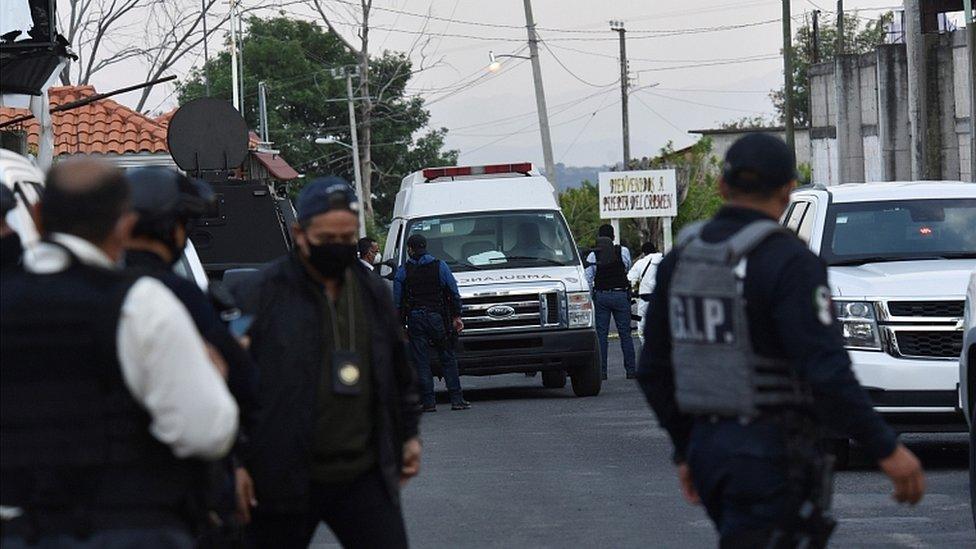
[833, 300, 881, 350]
[568, 291, 594, 328]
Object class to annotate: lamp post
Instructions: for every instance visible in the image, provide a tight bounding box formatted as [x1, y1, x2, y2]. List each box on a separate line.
[314, 136, 366, 238]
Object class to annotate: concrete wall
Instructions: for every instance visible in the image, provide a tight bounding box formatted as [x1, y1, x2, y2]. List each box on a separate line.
[692, 127, 811, 174]
[808, 28, 972, 184]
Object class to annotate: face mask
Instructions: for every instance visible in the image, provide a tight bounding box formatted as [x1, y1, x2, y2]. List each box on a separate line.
[307, 242, 357, 279]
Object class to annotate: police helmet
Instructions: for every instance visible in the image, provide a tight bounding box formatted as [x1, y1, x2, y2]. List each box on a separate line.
[125, 167, 213, 251]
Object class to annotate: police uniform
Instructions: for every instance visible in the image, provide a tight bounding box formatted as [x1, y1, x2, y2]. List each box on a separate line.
[394, 235, 469, 411]
[637, 134, 897, 547]
[586, 227, 636, 378]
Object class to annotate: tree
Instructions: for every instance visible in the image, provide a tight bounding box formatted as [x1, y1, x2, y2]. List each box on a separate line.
[309, 0, 437, 223]
[57, 0, 230, 110]
[772, 10, 893, 127]
[178, 16, 456, 226]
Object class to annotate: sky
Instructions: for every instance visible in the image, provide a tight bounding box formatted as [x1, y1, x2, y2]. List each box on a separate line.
[84, 0, 910, 168]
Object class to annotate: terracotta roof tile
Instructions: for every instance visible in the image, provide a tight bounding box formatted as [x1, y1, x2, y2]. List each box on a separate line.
[0, 85, 169, 156]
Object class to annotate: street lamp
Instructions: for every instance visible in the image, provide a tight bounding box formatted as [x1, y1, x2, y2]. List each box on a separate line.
[487, 51, 531, 73]
[312, 136, 366, 238]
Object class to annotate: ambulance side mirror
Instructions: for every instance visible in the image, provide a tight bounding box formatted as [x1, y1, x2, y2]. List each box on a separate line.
[380, 258, 397, 281]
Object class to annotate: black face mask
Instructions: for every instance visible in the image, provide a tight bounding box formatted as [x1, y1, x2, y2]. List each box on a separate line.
[307, 242, 357, 279]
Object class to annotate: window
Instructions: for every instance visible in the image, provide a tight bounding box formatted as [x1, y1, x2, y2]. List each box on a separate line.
[405, 210, 579, 272]
[797, 202, 817, 243]
[784, 202, 809, 232]
[821, 199, 976, 265]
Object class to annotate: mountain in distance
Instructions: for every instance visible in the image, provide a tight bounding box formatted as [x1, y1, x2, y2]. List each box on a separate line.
[546, 163, 613, 192]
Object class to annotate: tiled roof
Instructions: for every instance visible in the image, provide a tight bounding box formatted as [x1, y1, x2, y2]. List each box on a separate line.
[155, 108, 177, 128]
[0, 85, 169, 156]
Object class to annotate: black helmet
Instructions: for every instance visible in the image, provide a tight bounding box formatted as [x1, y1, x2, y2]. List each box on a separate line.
[125, 167, 214, 261]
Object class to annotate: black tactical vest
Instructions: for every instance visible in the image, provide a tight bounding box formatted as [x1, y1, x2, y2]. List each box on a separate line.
[593, 236, 629, 291]
[0, 253, 198, 534]
[404, 259, 444, 311]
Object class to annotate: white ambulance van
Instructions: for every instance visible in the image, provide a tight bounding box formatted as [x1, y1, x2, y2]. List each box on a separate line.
[382, 162, 602, 396]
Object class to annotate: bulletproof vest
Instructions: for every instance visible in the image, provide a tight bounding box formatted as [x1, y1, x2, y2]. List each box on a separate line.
[593, 236, 629, 291]
[0, 253, 197, 532]
[405, 259, 444, 311]
[669, 220, 806, 418]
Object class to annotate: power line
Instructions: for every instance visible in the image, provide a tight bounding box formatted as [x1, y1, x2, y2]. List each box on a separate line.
[640, 90, 773, 115]
[538, 37, 619, 88]
[632, 94, 684, 134]
[634, 55, 782, 74]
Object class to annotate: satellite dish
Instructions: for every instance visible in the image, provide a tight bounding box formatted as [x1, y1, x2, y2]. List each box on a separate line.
[166, 98, 249, 174]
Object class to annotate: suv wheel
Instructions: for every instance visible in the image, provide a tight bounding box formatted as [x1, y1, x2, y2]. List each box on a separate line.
[542, 370, 567, 389]
[571, 352, 602, 397]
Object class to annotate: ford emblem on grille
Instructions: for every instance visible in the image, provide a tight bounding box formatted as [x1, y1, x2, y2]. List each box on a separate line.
[486, 305, 516, 319]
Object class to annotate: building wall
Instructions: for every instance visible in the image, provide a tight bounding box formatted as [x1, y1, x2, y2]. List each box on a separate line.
[808, 29, 972, 184]
[698, 128, 811, 171]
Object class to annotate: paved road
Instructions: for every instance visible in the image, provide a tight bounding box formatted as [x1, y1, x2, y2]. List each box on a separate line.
[313, 344, 974, 548]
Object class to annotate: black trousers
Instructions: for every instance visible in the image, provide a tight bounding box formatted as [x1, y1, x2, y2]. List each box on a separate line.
[246, 469, 407, 549]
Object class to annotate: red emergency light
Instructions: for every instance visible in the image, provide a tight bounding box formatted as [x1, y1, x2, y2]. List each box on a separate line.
[422, 162, 533, 181]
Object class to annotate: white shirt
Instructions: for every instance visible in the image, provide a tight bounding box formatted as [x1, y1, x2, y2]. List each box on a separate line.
[359, 258, 375, 271]
[628, 253, 663, 297]
[25, 233, 239, 460]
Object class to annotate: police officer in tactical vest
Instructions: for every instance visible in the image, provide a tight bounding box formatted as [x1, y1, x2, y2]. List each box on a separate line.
[0, 158, 239, 548]
[637, 134, 925, 547]
[586, 224, 636, 379]
[123, 167, 260, 541]
[394, 233, 471, 412]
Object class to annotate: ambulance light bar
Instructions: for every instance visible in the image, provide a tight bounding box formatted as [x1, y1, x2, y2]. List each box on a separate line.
[422, 162, 533, 181]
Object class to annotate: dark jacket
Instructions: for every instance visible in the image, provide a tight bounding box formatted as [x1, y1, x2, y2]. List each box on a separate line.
[637, 206, 897, 463]
[234, 253, 420, 513]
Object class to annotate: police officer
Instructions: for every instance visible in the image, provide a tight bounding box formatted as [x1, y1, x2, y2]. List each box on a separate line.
[123, 166, 260, 536]
[233, 178, 421, 549]
[394, 233, 471, 412]
[586, 224, 636, 379]
[628, 242, 662, 346]
[1, 185, 21, 269]
[637, 133, 925, 547]
[1, 158, 238, 548]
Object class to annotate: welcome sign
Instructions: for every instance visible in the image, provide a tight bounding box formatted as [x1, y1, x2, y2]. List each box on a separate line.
[598, 169, 678, 219]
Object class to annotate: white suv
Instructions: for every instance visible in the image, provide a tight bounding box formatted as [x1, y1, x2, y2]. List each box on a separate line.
[786, 182, 975, 433]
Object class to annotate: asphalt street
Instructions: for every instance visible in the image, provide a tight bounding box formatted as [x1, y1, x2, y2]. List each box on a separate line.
[312, 343, 974, 548]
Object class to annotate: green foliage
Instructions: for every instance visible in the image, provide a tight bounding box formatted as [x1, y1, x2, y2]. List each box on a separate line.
[720, 116, 777, 130]
[178, 16, 457, 225]
[772, 11, 893, 127]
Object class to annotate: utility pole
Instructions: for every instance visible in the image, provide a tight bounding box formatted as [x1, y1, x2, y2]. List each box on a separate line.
[836, 1, 845, 55]
[522, 0, 557, 186]
[237, 11, 245, 115]
[611, 21, 630, 170]
[228, 0, 240, 111]
[782, 0, 796, 156]
[345, 69, 366, 238]
[812, 10, 821, 64]
[965, 0, 976, 182]
[257, 81, 269, 144]
[202, 0, 211, 96]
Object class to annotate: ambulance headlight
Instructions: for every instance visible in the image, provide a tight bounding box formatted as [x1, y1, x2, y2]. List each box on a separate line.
[833, 300, 881, 350]
[568, 292, 594, 328]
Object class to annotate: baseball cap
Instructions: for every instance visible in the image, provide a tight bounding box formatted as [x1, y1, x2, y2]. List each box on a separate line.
[296, 177, 359, 225]
[126, 167, 213, 221]
[722, 133, 798, 192]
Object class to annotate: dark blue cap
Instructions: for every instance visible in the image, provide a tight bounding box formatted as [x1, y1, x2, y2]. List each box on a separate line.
[296, 177, 359, 225]
[722, 133, 797, 191]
